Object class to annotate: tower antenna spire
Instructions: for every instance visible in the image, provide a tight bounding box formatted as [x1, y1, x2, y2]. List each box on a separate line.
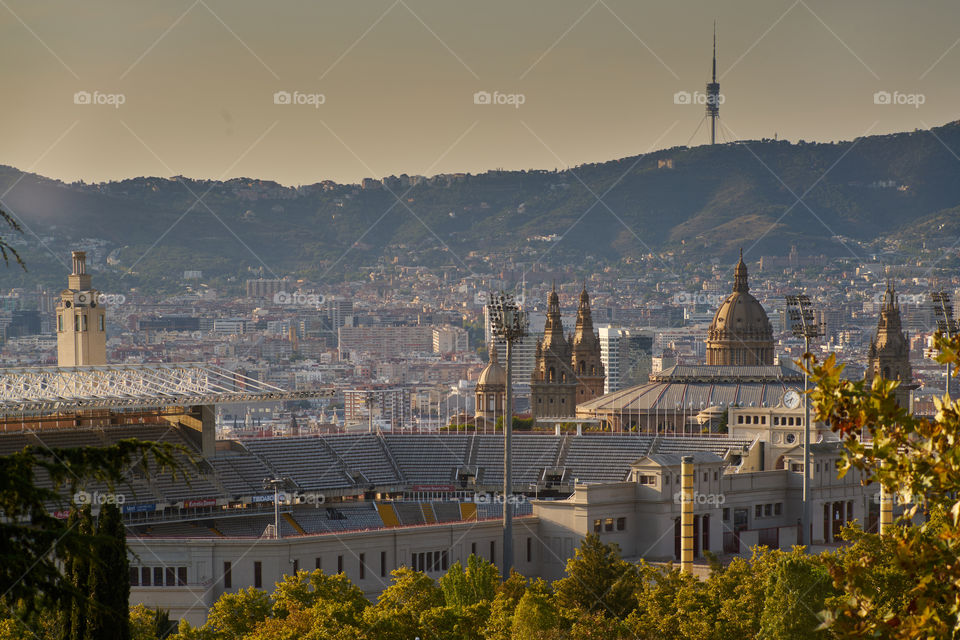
[707, 22, 720, 145]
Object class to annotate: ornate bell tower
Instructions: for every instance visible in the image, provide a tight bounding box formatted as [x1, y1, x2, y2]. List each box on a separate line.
[56, 251, 106, 367]
[867, 282, 913, 408]
[571, 285, 605, 403]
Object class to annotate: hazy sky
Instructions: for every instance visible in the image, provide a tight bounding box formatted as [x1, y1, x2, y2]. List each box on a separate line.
[1, 0, 958, 185]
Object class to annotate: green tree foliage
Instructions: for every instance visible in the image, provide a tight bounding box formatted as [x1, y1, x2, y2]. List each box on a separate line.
[554, 533, 639, 618]
[0, 439, 182, 614]
[510, 580, 558, 640]
[85, 503, 131, 640]
[809, 334, 960, 637]
[439, 555, 498, 610]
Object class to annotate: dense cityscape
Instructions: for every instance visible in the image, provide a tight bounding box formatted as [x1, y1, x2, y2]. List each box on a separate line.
[2, 1, 960, 638]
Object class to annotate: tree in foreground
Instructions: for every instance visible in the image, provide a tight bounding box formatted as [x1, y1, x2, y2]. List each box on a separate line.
[0, 440, 182, 618]
[809, 332, 960, 638]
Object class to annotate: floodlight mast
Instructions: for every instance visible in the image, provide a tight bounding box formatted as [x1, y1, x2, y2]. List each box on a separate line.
[932, 291, 956, 398]
[785, 294, 824, 547]
[487, 291, 528, 580]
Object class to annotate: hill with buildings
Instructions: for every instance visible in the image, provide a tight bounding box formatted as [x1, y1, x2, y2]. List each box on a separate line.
[2, 120, 960, 290]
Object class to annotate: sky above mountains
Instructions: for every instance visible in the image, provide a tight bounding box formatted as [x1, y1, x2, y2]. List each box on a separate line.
[2, 0, 958, 185]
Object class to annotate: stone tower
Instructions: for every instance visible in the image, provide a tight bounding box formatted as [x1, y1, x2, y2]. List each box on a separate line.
[56, 251, 106, 367]
[571, 285, 605, 403]
[705, 250, 775, 366]
[530, 285, 576, 418]
[867, 282, 913, 408]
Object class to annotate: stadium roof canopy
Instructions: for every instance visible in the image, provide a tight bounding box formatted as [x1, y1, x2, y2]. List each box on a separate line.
[0, 363, 322, 415]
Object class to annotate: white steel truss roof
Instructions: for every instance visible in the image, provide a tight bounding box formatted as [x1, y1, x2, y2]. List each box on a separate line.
[0, 363, 322, 414]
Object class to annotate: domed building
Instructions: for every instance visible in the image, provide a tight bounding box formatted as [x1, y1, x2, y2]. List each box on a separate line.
[705, 250, 775, 366]
[474, 344, 507, 427]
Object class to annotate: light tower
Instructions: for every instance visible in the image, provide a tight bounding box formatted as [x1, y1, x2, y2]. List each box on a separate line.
[56, 251, 106, 367]
[706, 22, 720, 145]
[785, 294, 824, 546]
[487, 291, 528, 580]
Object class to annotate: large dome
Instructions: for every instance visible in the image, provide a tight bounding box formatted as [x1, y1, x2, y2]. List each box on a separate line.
[705, 252, 774, 366]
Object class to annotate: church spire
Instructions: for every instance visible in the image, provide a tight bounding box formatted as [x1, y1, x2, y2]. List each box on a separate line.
[733, 248, 749, 293]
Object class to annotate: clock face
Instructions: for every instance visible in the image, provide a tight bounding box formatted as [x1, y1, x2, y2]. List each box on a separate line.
[783, 390, 801, 410]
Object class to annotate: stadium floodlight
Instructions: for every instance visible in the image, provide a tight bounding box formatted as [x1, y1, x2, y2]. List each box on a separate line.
[785, 294, 824, 547]
[263, 476, 289, 539]
[931, 291, 958, 398]
[486, 290, 528, 580]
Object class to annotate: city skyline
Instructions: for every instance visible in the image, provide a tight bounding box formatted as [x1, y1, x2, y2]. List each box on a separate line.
[1, 0, 958, 185]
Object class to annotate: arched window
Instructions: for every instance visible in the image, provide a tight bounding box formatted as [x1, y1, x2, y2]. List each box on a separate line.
[548, 367, 555, 381]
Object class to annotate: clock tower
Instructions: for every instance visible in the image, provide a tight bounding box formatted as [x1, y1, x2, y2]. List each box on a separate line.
[56, 251, 107, 367]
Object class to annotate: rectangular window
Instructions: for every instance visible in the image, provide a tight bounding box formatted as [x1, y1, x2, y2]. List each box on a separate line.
[774, 503, 783, 516]
[99, 315, 104, 332]
[315, 557, 322, 571]
[359, 553, 365, 580]
[292, 559, 299, 575]
[129, 567, 139, 586]
[470, 542, 476, 556]
[153, 567, 163, 587]
[764, 504, 772, 517]
[58, 315, 63, 332]
[722, 508, 730, 521]
[605, 518, 614, 532]
[526, 537, 532, 562]
[254, 561, 262, 589]
[165, 568, 175, 587]
[337, 555, 343, 574]
[177, 567, 187, 586]
[142, 567, 151, 586]
[442, 550, 449, 571]
[75, 316, 80, 332]
[489, 541, 495, 563]
[755, 505, 762, 518]
[616, 517, 626, 531]
[224, 562, 232, 589]
[381, 551, 387, 577]
[411, 553, 418, 571]
[593, 519, 602, 533]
